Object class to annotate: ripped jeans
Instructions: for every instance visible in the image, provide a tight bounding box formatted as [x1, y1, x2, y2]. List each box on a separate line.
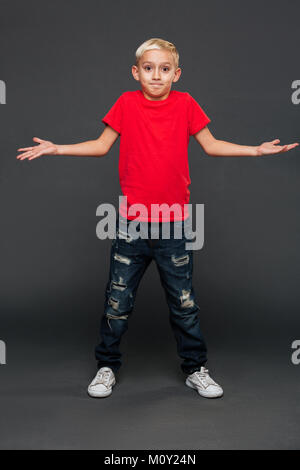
[95, 214, 208, 375]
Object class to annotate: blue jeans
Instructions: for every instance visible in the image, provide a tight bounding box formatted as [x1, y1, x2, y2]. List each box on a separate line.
[95, 214, 208, 375]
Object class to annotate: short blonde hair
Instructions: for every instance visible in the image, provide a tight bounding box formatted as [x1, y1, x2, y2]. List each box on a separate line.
[135, 38, 179, 69]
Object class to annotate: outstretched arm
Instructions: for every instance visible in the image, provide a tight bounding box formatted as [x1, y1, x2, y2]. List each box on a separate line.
[16, 125, 119, 160]
[194, 127, 299, 157]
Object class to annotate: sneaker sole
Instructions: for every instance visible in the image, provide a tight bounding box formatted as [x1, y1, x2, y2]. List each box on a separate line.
[87, 387, 113, 398]
[185, 378, 223, 398]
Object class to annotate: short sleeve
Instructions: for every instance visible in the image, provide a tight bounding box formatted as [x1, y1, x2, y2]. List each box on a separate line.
[187, 93, 211, 136]
[101, 94, 124, 135]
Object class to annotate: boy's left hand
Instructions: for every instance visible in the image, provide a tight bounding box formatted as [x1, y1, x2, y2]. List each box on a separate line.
[256, 139, 299, 156]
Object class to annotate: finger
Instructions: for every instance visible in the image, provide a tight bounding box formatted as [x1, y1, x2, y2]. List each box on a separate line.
[16, 152, 30, 159]
[18, 146, 35, 151]
[271, 139, 280, 144]
[17, 150, 34, 159]
[32, 137, 45, 143]
[285, 143, 299, 151]
[276, 142, 299, 152]
[19, 151, 36, 160]
[278, 142, 298, 148]
[28, 153, 42, 160]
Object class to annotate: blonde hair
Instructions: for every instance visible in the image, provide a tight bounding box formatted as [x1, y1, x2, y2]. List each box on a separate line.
[135, 38, 179, 68]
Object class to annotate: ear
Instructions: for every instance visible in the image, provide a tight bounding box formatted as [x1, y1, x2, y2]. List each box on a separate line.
[131, 65, 140, 82]
[172, 68, 182, 83]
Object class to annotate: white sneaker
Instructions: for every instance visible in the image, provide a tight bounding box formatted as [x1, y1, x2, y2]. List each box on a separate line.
[185, 366, 223, 398]
[87, 367, 116, 398]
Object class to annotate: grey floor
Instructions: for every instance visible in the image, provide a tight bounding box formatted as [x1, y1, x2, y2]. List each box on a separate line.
[0, 339, 299, 450]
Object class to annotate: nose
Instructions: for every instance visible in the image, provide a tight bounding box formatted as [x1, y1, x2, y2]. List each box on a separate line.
[152, 67, 161, 80]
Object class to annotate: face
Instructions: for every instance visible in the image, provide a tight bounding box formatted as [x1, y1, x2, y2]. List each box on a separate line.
[132, 49, 181, 101]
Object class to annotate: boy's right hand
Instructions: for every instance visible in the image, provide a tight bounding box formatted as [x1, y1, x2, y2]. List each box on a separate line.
[16, 137, 58, 160]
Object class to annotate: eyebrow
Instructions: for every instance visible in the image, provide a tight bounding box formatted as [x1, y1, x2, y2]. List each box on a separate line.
[141, 61, 172, 65]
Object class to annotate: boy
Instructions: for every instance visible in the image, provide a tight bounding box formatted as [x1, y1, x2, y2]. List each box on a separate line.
[16, 38, 298, 399]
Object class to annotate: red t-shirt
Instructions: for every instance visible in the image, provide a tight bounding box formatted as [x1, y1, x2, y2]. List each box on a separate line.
[101, 89, 211, 222]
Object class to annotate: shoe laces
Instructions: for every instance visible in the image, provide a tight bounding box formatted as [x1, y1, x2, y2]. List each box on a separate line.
[194, 368, 218, 388]
[95, 369, 112, 386]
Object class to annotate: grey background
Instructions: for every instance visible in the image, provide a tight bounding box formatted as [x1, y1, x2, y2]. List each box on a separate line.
[0, 0, 300, 450]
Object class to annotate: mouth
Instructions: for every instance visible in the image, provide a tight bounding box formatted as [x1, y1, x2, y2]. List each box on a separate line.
[150, 83, 162, 87]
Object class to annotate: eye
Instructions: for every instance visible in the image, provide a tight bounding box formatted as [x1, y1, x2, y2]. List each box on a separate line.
[163, 67, 169, 72]
[144, 66, 151, 71]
